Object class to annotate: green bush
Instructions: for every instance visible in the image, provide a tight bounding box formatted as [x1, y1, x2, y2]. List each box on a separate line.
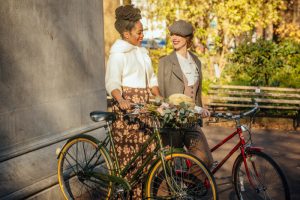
[223, 39, 300, 87]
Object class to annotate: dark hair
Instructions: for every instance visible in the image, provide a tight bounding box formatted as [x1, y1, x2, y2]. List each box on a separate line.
[114, 5, 141, 36]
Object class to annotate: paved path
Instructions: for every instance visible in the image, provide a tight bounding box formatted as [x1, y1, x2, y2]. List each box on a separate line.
[203, 125, 300, 200]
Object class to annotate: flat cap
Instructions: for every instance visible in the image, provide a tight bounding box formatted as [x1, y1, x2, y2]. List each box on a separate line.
[168, 20, 194, 36]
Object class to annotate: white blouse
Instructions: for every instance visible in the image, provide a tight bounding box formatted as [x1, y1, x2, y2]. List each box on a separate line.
[176, 52, 199, 86]
[105, 39, 158, 96]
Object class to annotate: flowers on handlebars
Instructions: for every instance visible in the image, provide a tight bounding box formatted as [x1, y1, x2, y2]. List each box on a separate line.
[147, 94, 202, 129]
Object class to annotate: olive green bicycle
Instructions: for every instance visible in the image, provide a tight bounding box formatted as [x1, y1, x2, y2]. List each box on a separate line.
[57, 104, 218, 199]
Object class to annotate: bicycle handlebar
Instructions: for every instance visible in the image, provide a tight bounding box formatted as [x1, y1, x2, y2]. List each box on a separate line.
[211, 102, 259, 120]
[123, 103, 156, 119]
[241, 102, 259, 117]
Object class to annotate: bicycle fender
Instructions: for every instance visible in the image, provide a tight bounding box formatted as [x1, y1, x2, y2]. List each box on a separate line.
[56, 134, 103, 159]
[165, 147, 186, 154]
[245, 146, 264, 154]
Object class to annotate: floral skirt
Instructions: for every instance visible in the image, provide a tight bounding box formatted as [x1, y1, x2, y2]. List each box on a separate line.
[112, 87, 156, 199]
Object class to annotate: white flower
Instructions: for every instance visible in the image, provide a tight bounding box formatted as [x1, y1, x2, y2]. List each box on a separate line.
[168, 93, 195, 106]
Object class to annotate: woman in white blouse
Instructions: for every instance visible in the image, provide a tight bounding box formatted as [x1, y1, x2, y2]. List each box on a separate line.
[105, 5, 160, 199]
[157, 20, 213, 168]
[106, 7, 160, 109]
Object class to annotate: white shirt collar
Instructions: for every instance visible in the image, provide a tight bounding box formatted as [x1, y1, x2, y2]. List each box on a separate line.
[176, 52, 199, 86]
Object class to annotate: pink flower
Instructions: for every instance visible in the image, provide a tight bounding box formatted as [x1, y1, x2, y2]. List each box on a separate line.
[157, 107, 165, 116]
[161, 102, 170, 108]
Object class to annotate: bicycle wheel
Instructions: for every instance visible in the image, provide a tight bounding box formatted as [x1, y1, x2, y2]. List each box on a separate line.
[58, 135, 113, 200]
[145, 152, 218, 200]
[233, 151, 290, 200]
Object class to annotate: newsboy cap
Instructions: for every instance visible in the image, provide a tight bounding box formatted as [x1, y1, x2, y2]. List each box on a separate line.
[168, 20, 194, 36]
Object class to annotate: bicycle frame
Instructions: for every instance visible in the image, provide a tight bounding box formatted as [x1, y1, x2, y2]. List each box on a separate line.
[210, 126, 245, 174]
[210, 122, 263, 188]
[91, 115, 182, 192]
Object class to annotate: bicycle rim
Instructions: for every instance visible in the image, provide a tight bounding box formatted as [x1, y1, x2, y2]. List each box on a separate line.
[58, 137, 112, 200]
[145, 153, 218, 200]
[233, 151, 290, 200]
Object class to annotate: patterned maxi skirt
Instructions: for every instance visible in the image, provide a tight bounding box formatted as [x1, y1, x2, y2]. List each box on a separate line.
[111, 86, 156, 199]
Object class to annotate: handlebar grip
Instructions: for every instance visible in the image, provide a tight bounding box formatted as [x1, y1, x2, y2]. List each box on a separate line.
[241, 103, 259, 117]
[211, 112, 233, 119]
[211, 113, 221, 118]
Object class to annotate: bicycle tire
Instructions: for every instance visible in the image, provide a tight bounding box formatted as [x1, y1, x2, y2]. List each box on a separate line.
[233, 150, 290, 200]
[145, 152, 218, 200]
[58, 135, 113, 200]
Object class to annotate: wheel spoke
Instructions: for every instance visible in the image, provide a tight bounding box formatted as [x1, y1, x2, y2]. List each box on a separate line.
[234, 151, 290, 200]
[82, 140, 88, 166]
[145, 153, 217, 200]
[64, 154, 79, 176]
[65, 150, 85, 171]
[58, 137, 112, 200]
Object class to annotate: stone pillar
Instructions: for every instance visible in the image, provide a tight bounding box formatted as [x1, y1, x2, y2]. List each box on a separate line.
[0, 0, 106, 199]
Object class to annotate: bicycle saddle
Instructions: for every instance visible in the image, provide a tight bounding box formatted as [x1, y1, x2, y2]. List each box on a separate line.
[90, 111, 116, 122]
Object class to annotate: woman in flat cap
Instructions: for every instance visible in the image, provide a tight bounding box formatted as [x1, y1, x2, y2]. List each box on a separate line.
[105, 4, 161, 199]
[157, 20, 213, 168]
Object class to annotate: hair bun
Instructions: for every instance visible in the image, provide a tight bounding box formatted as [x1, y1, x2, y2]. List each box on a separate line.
[115, 5, 141, 22]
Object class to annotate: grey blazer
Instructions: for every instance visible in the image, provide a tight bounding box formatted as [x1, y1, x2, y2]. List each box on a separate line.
[157, 51, 203, 106]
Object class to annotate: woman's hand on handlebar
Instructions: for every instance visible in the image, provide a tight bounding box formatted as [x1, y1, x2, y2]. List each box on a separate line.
[110, 89, 131, 110]
[201, 108, 211, 118]
[118, 99, 131, 110]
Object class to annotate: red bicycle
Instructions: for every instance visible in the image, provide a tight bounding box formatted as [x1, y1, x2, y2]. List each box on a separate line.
[209, 102, 291, 200]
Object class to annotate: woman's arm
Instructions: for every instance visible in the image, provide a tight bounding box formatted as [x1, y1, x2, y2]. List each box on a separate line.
[106, 53, 131, 110]
[111, 89, 131, 110]
[147, 54, 163, 98]
[105, 53, 123, 97]
[151, 86, 162, 97]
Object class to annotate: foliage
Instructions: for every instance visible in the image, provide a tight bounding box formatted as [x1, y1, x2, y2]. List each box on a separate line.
[145, 0, 299, 89]
[146, 102, 200, 129]
[147, 0, 286, 74]
[149, 48, 172, 73]
[223, 39, 300, 87]
[276, 22, 300, 43]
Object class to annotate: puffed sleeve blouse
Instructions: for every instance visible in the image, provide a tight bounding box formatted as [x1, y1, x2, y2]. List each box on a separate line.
[105, 39, 158, 96]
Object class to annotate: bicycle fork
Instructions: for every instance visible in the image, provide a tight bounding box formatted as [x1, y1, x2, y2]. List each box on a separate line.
[159, 152, 183, 196]
[241, 147, 264, 191]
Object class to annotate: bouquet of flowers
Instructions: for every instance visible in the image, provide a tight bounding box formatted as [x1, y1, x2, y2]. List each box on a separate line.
[147, 94, 202, 129]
